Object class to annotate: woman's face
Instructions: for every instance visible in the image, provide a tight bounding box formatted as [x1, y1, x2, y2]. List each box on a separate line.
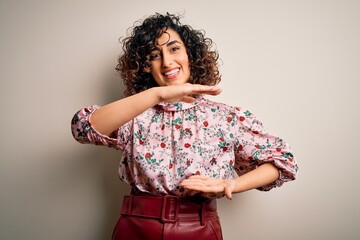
[149, 28, 191, 86]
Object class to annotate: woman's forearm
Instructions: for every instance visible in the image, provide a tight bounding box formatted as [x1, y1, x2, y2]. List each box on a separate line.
[90, 87, 161, 136]
[233, 163, 280, 193]
[90, 84, 222, 136]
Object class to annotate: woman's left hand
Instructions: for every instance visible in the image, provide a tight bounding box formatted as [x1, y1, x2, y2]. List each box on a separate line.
[180, 175, 236, 200]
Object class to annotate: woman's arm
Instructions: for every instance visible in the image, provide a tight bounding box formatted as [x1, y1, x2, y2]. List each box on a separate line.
[90, 84, 222, 136]
[180, 163, 280, 200]
[232, 163, 280, 194]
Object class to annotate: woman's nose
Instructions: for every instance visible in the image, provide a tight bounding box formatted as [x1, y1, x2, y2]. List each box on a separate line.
[162, 52, 173, 68]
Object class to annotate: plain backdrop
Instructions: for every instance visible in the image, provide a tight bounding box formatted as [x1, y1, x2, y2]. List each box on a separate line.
[1, 0, 359, 239]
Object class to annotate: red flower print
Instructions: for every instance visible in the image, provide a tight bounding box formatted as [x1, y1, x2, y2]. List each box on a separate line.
[139, 139, 144, 145]
[186, 159, 191, 166]
[238, 145, 243, 151]
[252, 130, 259, 135]
[276, 148, 282, 152]
[255, 144, 260, 149]
[175, 124, 181, 130]
[229, 160, 233, 166]
[220, 137, 225, 142]
[160, 142, 166, 148]
[210, 158, 217, 165]
[222, 147, 228, 152]
[185, 128, 190, 132]
[169, 163, 173, 169]
[161, 124, 165, 130]
[145, 152, 151, 159]
[195, 171, 200, 175]
[227, 117, 232, 123]
[184, 143, 191, 148]
[203, 121, 209, 127]
[239, 116, 245, 122]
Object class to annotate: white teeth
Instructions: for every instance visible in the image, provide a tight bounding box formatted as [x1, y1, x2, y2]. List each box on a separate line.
[164, 69, 179, 76]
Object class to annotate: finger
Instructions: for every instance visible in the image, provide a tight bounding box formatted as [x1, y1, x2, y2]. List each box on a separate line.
[182, 177, 223, 188]
[224, 186, 233, 200]
[180, 179, 214, 188]
[181, 179, 216, 191]
[224, 179, 235, 200]
[205, 86, 222, 95]
[188, 185, 222, 193]
[182, 184, 209, 192]
[185, 84, 221, 93]
[181, 178, 212, 187]
[180, 178, 207, 187]
[191, 86, 222, 95]
[186, 175, 209, 180]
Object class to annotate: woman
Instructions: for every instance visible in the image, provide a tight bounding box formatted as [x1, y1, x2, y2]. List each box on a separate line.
[71, 13, 298, 240]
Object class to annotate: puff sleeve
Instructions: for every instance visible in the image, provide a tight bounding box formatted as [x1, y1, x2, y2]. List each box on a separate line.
[71, 106, 131, 151]
[233, 108, 298, 191]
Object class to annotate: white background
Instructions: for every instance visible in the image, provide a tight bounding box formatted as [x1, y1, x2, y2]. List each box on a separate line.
[1, 0, 359, 239]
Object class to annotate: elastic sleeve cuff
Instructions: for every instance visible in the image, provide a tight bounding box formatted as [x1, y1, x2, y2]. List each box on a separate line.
[256, 158, 298, 191]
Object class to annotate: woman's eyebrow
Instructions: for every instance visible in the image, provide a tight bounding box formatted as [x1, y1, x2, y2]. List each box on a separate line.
[166, 40, 181, 46]
[159, 40, 182, 47]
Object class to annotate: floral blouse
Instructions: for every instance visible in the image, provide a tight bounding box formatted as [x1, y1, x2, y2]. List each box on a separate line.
[71, 95, 298, 198]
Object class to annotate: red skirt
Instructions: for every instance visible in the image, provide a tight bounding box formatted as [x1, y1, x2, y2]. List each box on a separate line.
[112, 192, 223, 240]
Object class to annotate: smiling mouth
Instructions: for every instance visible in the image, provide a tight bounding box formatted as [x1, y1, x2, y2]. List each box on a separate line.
[163, 68, 180, 77]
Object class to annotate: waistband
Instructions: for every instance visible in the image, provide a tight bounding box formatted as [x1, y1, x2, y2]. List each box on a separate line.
[120, 193, 218, 226]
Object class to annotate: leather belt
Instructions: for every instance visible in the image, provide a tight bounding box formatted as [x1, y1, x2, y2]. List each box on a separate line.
[120, 194, 217, 226]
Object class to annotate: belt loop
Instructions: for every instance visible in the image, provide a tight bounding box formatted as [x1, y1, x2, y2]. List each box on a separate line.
[128, 195, 133, 215]
[120, 195, 133, 215]
[200, 202, 205, 226]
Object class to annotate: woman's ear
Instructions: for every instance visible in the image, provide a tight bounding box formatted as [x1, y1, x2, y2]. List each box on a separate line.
[143, 67, 151, 73]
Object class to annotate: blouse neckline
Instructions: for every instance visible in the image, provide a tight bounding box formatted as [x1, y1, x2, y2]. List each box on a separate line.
[157, 95, 203, 111]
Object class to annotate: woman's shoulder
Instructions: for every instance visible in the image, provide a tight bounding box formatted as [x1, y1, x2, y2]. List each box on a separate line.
[200, 96, 249, 114]
[200, 97, 258, 126]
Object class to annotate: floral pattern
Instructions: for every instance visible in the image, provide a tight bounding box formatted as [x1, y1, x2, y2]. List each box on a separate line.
[71, 95, 298, 198]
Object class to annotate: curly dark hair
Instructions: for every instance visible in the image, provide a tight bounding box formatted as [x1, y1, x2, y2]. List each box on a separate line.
[116, 13, 221, 96]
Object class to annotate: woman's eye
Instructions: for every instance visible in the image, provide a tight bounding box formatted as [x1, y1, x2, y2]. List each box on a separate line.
[171, 47, 180, 52]
[150, 52, 161, 60]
